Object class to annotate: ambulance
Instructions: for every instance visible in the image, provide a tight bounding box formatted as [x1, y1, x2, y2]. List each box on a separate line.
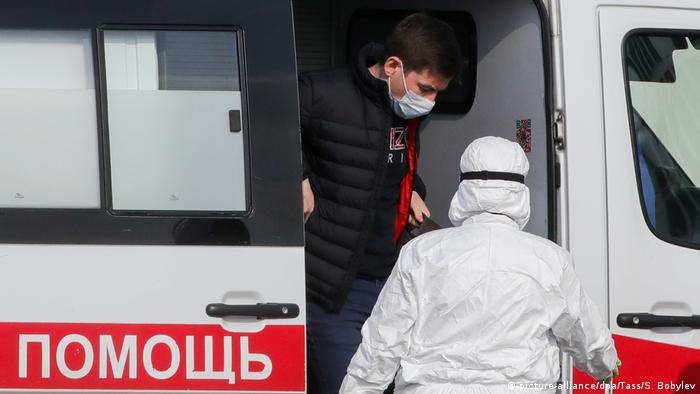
[0, 0, 698, 393]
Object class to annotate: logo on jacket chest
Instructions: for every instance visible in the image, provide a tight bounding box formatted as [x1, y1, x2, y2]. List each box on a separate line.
[388, 126, 407, 164]
[390, 127, 407, 151]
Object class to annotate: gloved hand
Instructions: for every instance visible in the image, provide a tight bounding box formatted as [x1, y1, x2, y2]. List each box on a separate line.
[599, 359, 622, 385]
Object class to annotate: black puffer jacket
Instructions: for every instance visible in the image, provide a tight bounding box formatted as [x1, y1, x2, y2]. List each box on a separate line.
[300, 43, 426, 312]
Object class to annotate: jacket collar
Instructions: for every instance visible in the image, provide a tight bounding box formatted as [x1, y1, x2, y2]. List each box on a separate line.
[462, 212, 520, 230]
[351, 42, 391, 108]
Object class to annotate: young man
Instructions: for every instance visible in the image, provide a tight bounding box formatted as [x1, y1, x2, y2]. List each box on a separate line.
[340, 137, 620, 393]
[299, 13, 462, 394]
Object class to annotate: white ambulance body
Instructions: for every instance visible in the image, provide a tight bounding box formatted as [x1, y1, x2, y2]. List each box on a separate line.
[0, 0, 698, 393]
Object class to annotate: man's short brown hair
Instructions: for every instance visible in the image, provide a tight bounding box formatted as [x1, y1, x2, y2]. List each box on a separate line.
[383, 13, 462, 79]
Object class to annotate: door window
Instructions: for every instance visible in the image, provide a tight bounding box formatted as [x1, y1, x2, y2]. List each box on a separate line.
[103, 29, 247, 213]
[625, 32, 700, 246]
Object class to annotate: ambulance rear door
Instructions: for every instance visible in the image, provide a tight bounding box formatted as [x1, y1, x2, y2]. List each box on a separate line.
[0, 0, 306, 392]
[598, 1, 700, 391]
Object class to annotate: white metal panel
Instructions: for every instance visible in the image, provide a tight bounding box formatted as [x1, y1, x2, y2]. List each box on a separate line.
[0, 245, 305, 328]
[557, 0, 611, 318]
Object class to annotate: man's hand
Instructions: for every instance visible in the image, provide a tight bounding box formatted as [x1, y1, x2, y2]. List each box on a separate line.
[302, 179, 315, 224]
[599, 359, 622, 385]
[409, 191, 430, 227]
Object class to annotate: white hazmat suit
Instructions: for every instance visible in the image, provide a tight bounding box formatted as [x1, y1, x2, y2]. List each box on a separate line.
[340, 137, 617, 393]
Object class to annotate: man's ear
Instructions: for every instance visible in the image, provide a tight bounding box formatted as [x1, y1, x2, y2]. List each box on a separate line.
[383, 56, 402, 77]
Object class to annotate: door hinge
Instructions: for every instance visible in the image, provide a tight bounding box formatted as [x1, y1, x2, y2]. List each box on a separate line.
[554, 110, 566, 150]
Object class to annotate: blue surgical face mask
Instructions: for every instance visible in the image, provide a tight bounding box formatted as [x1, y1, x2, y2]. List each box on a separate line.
[387, 61, 435, 119]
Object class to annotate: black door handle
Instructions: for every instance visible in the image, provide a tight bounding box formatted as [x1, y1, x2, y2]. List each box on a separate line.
[206, 303, 299, 320]
[229, 110, 241, 132]
[617, 313, 700, 329]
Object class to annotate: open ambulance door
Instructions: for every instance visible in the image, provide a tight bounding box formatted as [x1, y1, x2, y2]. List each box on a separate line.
[599, 3, 700, 392]
[556, 0, 700, 392]
[0, 0, 306, 392]
[555, 0, 700, 393]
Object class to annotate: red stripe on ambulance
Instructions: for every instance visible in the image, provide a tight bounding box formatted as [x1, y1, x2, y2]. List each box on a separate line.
[574, 334, 700, 393]
[0, 322, 305, 391]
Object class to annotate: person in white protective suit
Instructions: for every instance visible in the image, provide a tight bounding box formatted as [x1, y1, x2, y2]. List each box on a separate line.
[340, 136, 620, 393]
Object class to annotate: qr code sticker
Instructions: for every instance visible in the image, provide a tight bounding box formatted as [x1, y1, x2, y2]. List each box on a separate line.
[516, 119, 532, 152]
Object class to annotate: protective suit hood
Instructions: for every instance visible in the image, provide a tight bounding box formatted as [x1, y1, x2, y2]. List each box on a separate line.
[448, 136, 531, 229]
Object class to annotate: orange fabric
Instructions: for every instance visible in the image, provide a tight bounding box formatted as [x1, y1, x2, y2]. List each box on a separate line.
[393, 118, 420, 245]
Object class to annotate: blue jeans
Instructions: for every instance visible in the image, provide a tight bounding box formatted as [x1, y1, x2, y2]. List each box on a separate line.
[307, 278, 386, 394]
